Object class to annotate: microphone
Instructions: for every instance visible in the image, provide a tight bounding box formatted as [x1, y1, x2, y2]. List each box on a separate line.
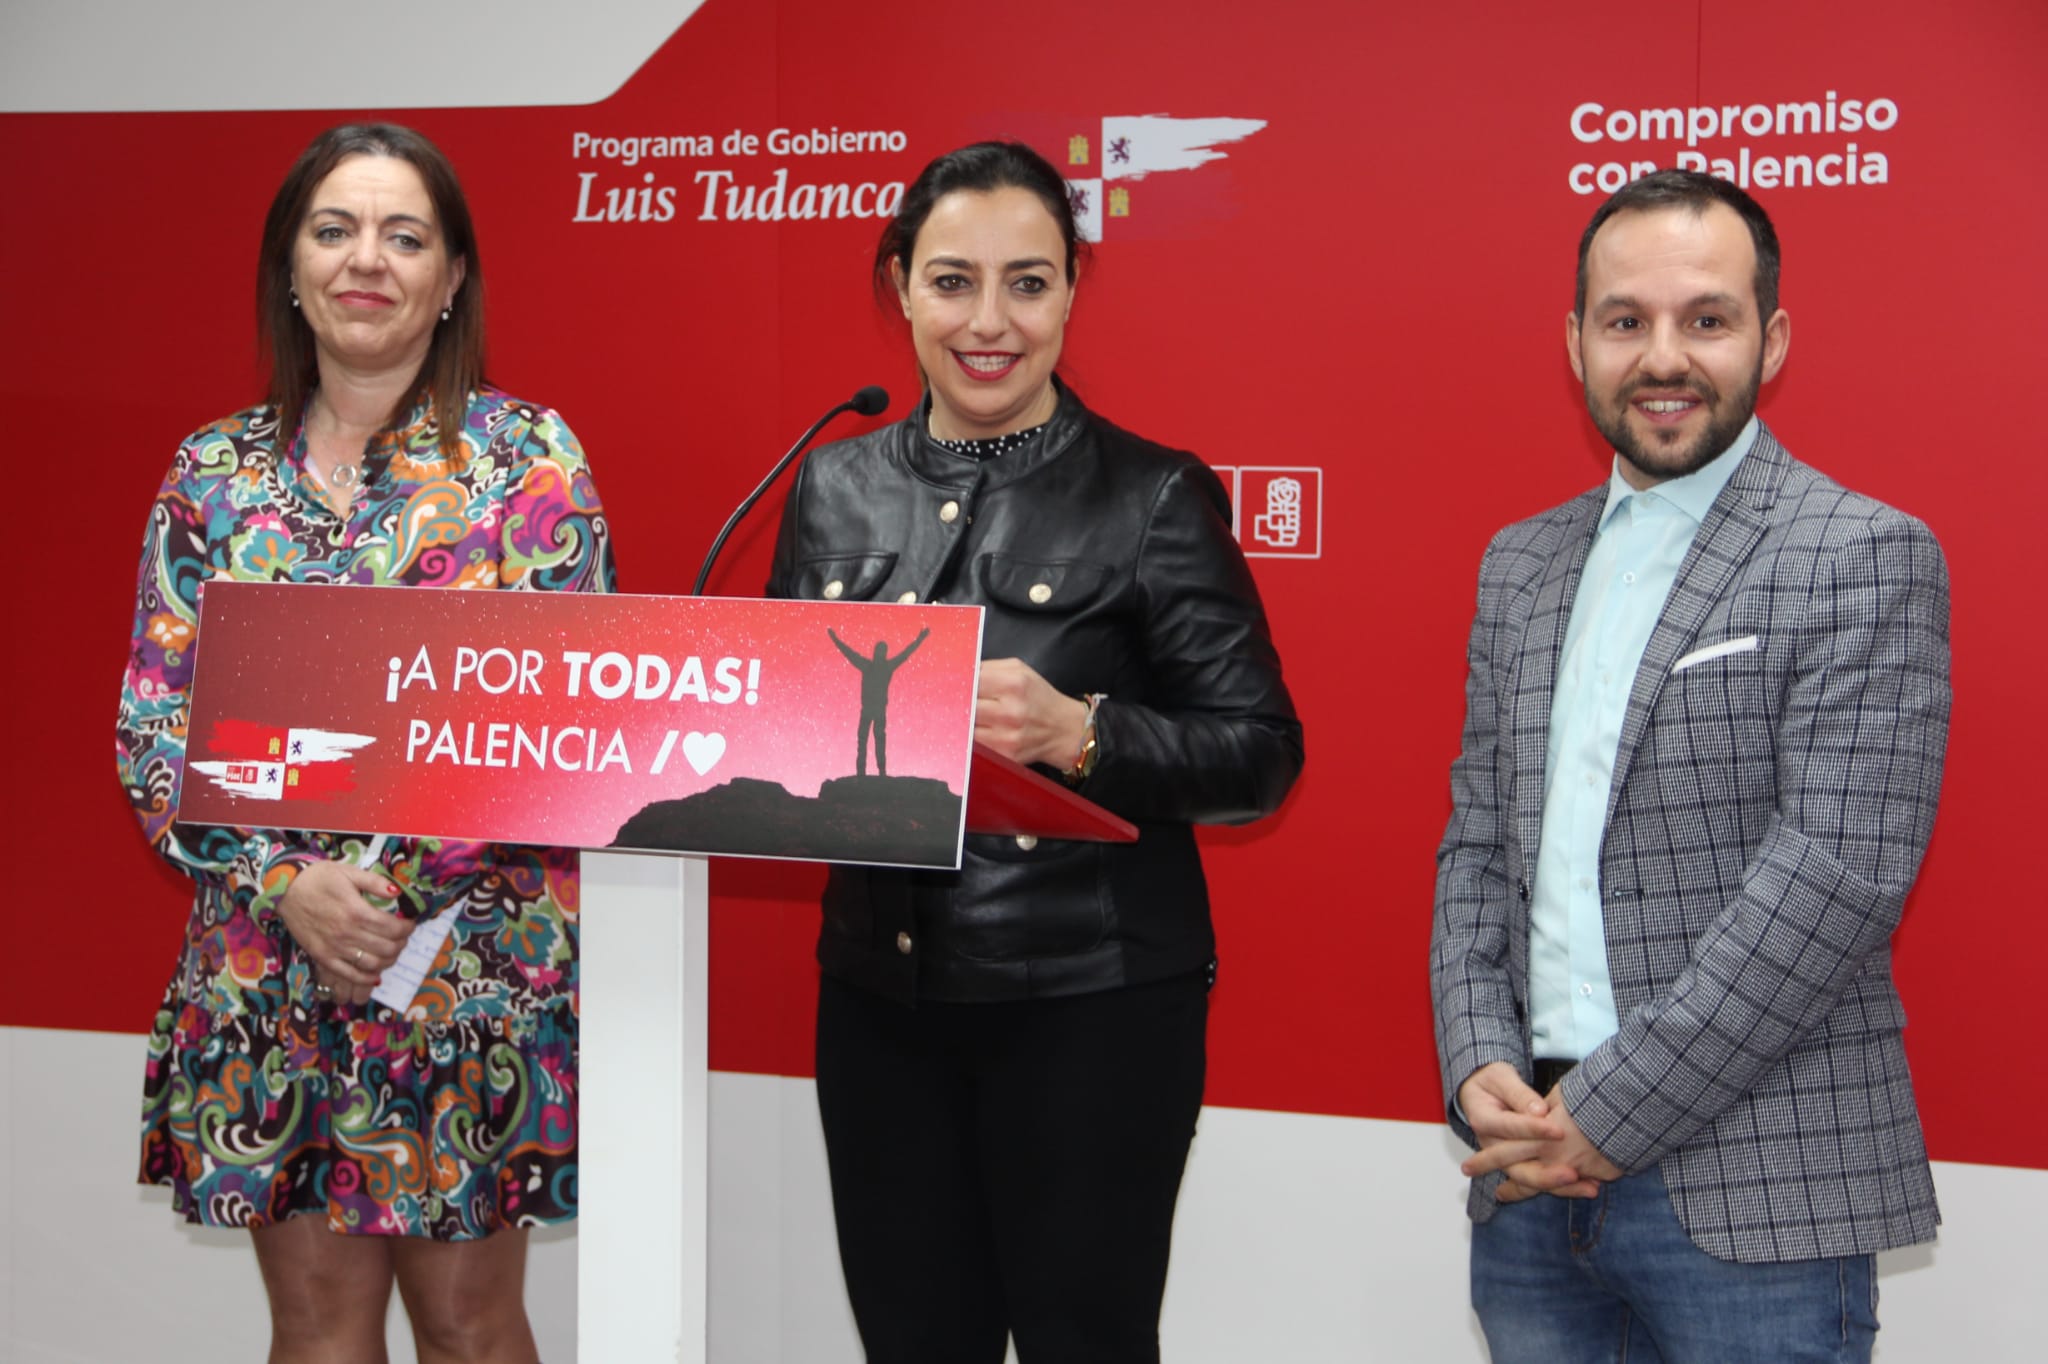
[692, 386, 891, 596]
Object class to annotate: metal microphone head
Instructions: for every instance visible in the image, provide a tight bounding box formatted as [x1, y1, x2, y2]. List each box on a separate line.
[849, 385, 890, 417]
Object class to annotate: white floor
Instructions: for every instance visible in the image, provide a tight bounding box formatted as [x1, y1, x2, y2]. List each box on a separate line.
[1, 1027, 2037, 1362]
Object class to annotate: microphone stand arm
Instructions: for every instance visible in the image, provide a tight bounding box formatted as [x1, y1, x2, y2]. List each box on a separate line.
[691, 398, 859, 597]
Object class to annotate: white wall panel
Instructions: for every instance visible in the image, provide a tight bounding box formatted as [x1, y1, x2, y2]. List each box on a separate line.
[6, 1029, 2036, 1362]
[0, 1030, 15, 1352]
[0, 1, 705, 112]
[0, 1027, 575, 1364]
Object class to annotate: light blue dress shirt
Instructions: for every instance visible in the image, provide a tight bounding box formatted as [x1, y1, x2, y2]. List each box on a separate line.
[1528, 417, 1758, 1061]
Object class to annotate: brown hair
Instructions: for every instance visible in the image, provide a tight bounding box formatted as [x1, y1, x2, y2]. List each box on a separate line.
[256, 123, 484, 457]
[872, 140, 1087, 308]
[1575, 169, 1781, 321]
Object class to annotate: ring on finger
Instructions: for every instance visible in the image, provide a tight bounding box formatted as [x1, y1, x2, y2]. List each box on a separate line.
[354, 947, 366, 967]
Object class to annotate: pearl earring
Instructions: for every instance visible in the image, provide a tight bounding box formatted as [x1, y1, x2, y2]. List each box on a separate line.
[441, 306, 452, 322]
[290, 287, 300, 309]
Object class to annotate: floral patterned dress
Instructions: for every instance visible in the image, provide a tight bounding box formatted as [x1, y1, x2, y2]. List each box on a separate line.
[119, 388, 615, 1239]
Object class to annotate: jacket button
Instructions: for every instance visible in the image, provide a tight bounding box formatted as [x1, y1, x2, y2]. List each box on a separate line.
[895, 931, 913, 954]
[1028, 583, 1052, 604]
[897, 590, 918, 603]
[939, 500, 960, 524]
[1014, 834, 1038, 850]
[823, 580, 844, 600]
[1517, 879, 1529, 901]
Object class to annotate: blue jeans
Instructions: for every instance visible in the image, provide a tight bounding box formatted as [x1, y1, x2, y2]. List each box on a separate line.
[1470, 1167, 1878, 1364]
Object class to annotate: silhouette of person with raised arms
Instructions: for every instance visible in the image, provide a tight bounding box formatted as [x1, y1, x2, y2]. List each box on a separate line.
[829, 625, 929, 776]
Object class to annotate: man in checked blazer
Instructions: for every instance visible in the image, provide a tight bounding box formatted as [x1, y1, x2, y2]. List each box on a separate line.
[1431, 170, 1950, 1363]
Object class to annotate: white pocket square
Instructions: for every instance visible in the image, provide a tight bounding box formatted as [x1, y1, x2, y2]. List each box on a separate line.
[1672, 635, 1759, 674]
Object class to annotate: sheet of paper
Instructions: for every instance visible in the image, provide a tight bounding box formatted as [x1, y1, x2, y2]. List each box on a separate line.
[342, 834, 442, 1014]
[371, 903, 458, 1013]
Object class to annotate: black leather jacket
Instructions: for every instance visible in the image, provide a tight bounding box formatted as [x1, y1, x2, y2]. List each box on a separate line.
[767, 385, 1303, 1004]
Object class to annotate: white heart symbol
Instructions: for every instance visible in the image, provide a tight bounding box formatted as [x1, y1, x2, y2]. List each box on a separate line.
[681, 731, 726, 776]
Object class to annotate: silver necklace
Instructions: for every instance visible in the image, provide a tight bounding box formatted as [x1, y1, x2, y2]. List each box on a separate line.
[317, 459, 362, 492]
[306, 396, 364, 495]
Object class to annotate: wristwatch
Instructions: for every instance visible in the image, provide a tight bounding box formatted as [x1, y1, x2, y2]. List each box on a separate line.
[1065, 693, 1107, 785]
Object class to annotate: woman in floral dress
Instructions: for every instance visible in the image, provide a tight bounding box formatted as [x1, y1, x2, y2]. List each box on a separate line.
[117, 123, 613, 1363]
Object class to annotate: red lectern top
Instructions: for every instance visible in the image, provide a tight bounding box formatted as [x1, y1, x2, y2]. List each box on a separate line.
[964, 742, 1137, 843]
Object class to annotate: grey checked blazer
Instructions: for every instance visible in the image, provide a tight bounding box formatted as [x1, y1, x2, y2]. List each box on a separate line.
[1431, 426, 1950, 1263]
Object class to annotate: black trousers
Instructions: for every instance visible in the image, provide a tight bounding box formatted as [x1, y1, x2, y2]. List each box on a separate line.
[815, 972, 1209, 1364]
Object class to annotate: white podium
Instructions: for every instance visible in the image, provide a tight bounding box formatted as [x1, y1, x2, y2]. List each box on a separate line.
[568, 745, 1130, 1360]
[578, 851, 711, 1362]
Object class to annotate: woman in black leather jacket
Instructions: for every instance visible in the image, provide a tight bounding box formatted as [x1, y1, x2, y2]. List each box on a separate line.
[767, 141, 1302, 1363]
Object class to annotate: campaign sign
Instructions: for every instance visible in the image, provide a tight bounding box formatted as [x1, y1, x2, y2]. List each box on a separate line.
[178, 582, 984, 869]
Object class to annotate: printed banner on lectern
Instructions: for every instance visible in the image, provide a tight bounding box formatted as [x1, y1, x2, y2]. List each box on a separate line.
[178, 583, 984, 868]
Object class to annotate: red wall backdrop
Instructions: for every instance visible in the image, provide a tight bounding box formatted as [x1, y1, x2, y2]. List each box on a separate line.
[5, 0, 2041, 1169]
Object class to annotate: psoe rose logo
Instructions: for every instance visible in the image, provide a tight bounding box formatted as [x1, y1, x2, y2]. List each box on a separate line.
[1208, 466, 1324, 560]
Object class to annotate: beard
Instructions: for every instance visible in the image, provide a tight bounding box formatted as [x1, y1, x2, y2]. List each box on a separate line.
[1586, 358, 1762, 485]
